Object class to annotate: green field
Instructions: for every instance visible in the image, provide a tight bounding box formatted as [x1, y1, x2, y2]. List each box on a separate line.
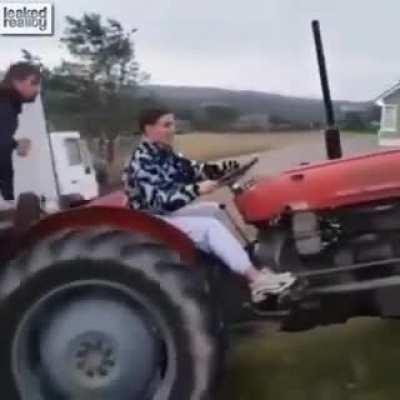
[218, 318, 400, 400]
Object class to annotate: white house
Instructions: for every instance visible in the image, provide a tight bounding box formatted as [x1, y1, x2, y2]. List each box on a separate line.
[376, 82, 400, 146]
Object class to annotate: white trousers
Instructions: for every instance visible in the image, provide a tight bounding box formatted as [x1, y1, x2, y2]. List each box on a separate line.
[161, 202, 252, 274]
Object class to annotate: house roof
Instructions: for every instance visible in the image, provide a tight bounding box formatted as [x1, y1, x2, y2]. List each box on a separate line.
[375, 81, 400, 105]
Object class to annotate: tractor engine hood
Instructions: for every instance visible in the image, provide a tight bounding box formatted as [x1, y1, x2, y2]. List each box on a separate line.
[235, 149, 400, 224]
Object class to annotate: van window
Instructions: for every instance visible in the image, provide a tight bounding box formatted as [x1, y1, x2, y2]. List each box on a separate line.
[65, 138, 82, 166]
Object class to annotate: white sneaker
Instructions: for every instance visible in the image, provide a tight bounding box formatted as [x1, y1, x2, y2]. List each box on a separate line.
[250, 269, 296, 303]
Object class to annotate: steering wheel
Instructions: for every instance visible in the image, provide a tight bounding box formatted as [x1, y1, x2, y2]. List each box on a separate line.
[218, 157, 259, 187]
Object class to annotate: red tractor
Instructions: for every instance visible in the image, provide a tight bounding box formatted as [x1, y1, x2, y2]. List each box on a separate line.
[0, 21, 397, 400]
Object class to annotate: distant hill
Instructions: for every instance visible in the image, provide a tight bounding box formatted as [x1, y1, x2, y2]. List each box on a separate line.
[137, 84, 374, 124]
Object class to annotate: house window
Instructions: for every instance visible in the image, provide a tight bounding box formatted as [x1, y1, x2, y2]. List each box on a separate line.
[65, 138, 82, 166]
[381, 105, 397, 131]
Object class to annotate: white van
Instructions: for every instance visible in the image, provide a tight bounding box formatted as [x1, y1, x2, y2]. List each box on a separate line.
[13, 94, 99, 211]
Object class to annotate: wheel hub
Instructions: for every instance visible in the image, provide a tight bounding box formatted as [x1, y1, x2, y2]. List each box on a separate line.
[73, 333, 117, 384]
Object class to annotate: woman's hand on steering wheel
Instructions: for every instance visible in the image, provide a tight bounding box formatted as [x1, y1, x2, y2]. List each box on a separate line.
[217, 157, 259, 187]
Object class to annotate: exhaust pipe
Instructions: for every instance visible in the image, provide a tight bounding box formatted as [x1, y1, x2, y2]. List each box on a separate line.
[312, 20, 342, 159]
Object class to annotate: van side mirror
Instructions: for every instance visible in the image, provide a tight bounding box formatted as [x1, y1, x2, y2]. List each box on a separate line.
[85, 166, 91, 174]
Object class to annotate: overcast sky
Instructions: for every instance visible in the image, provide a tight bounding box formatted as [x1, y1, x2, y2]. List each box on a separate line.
[1, 0, 400, 101]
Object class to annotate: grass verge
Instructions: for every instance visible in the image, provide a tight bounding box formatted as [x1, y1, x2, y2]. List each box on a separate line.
[218, 318, 400, 400]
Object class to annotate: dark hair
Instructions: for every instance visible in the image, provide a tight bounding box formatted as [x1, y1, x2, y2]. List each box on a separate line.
[138, 107, 172, 132]
[2, 62, 41, 87]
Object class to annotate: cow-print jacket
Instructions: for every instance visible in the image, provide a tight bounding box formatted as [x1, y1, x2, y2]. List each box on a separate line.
[123, 139, 239, 215]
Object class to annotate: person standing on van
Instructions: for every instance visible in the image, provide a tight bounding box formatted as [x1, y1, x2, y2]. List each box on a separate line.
[0, 62, 41, 200]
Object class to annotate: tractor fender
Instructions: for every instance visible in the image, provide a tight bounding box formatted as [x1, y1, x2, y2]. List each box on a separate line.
[17, 206, 198, 265]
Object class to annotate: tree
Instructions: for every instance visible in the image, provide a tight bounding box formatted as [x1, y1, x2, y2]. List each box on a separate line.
[61, 13, 141, 93]
[59, 13, 150, 140]
[21, 49, 42, 66]
[21, 49, 51, 80]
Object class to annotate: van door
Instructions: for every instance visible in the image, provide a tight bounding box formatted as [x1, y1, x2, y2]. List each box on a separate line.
[13, 93, 60, 211]
[50, 132, 99, 200]
[78, 138, 99, 199]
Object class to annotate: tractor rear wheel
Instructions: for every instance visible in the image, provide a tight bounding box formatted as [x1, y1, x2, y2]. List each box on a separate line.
[0, 229, 219, 400]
